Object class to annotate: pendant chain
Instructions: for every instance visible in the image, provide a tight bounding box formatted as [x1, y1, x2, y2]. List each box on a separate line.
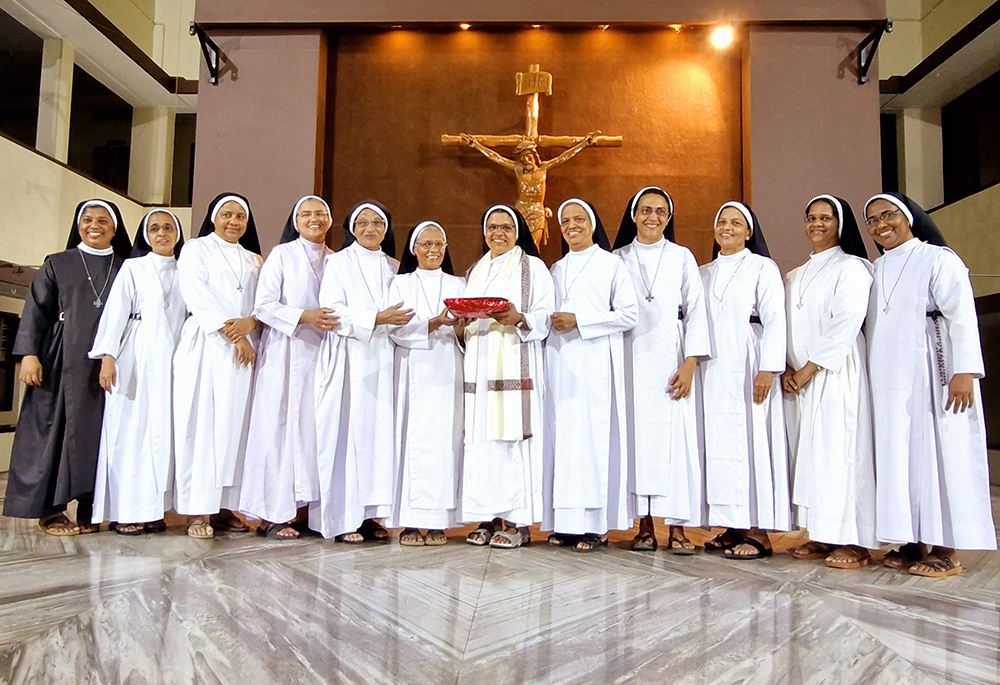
[79, 250, 115, 308]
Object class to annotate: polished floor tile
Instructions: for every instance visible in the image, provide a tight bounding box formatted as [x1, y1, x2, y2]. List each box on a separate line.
[0, 474, 997, 684]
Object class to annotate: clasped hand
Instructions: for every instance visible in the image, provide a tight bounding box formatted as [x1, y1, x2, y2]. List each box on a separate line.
[301, 308, 340, 332]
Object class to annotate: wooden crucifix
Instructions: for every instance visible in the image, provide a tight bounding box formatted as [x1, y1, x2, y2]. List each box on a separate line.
[442, 64, 622, 246]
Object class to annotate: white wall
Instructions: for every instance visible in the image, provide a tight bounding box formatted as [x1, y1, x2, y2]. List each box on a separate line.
[0, 134, 191, 471]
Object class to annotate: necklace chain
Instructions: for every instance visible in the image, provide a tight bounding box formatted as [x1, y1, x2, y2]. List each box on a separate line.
[214, 238, 246, 292]
[711, 251, 748, 308]
[300, 240, 326, 281]
[353, 248, 385, 306]
[879, 246, 917, 313]
[795, 254, 835, 309]
[563, 249, 599, 302]
[79, 250, 115, 308]
[636, 240, 667, 302]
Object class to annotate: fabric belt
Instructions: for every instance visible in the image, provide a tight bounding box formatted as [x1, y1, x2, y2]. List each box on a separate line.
[749, 315, 761, 325]
[677, 306, 684, 321]
[129, 312, 142, 321]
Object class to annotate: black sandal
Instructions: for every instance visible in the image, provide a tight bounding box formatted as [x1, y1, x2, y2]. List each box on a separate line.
[358, 518, 389, 542]
[723, 536, 773, 560]
[704, 528, 744, 553]
[256, 522, 300, 540]
[109, 522, 144, 536]
[548, 533, 581, 547]
[630, 532, 658, 551]
[574, 534, 608, 553]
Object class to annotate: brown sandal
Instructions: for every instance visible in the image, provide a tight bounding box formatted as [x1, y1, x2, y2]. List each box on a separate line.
[789, 541, 833, 560]
[38, 513, 80, 537]
[908, 554, 964, 578]
[824, 546, 871, 569]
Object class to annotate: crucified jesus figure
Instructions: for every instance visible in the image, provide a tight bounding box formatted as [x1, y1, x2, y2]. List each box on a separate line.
[459, 131, 601, 246]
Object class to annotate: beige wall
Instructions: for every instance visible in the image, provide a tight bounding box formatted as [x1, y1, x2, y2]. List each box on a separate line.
[90, 0, 156, 56]
[0, 135, 192, 472]
[931, 183, 1000, 297]
[881, 0, 995, 77]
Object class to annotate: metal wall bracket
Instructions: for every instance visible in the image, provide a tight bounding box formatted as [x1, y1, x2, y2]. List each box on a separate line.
[189, 22, 222, 85]
[858, 19, 893, 85]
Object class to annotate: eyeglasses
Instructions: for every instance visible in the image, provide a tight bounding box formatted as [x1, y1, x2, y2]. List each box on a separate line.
[415, 241, 447, 250]
[637, 206, 670, 216]
[297, 211, 330, 220]
[485, 223, 515, 234]
[355, 219, 386, 229]
[865, 210, 899, 228]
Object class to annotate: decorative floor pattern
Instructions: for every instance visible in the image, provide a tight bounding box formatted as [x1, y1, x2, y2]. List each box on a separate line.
[0, 474, 998, 684]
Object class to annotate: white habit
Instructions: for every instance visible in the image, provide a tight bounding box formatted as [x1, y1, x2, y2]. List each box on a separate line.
[784, 246, 877, 548]
[700, 248, 790, 531]
[461, 247, 555, 527]
[89, 253, 187, 524]
[616, 238, 711, 525]
[173, 233, 261, 515]
[542, 245, 638, 535]
[239, 238, 328, 524]
[867, 238, 996, 549]
[386, 268, 466, 530]
[311, 241, 398, 538]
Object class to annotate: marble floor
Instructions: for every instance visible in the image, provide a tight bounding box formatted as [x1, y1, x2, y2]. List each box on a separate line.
[0, 476, 998, 684]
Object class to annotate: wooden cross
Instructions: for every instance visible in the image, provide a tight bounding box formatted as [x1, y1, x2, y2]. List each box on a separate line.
[443, 64, 622, 245]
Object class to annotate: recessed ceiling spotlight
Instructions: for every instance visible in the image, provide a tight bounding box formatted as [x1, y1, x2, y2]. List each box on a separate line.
[460, 23, 471, 30]
[711, 24, 736, 49]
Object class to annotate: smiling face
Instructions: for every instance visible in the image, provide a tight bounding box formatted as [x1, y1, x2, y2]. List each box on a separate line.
[714, 206, 750, 255]
[485, 210, 517, 258]
[296, 199, 331, 245]
[865, 198, 914, 251]
[560, 203, 595, 252]
[804, 200, 840, 253]
[353, 208, 387, 251]
[213, 200, 248, 244]
[414, 226, 446, 270]
[146, 212, 179, 257]
[78, 206, 115, 250]
[634, 193, 671, 245]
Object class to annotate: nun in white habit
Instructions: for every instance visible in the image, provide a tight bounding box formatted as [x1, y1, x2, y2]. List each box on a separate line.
[542, 199, 638, 552]
[173, 192, 262, 539]
[460, 205, 554, 549]
[239, 195, 339, 539]
[864, 192, 996, 577]
[782, 195, 877, 569]
[386, 222, 465, 546]
[613, 187, 711, 554]
[699, 201, 790, 560]
[311, 200, 410, 542]
[89, 210, 186, 533]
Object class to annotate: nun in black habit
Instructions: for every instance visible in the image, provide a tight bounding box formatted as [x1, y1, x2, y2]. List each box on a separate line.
[699, 201, 791, 560]
[4, 199, 132, 534]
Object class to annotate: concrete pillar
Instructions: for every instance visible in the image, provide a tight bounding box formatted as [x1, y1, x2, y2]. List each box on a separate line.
[128, 107, 176, 205]
[897, 108, 945, 209]
[36, 38, 74, 162]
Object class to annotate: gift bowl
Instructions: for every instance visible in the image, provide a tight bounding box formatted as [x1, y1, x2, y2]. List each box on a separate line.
[444, 297, 511, 319]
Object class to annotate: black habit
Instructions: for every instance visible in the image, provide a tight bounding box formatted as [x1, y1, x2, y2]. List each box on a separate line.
[4, 204, 130, 518]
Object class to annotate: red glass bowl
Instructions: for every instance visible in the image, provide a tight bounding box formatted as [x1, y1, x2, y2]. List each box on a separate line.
[444, 297, 511, 319]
